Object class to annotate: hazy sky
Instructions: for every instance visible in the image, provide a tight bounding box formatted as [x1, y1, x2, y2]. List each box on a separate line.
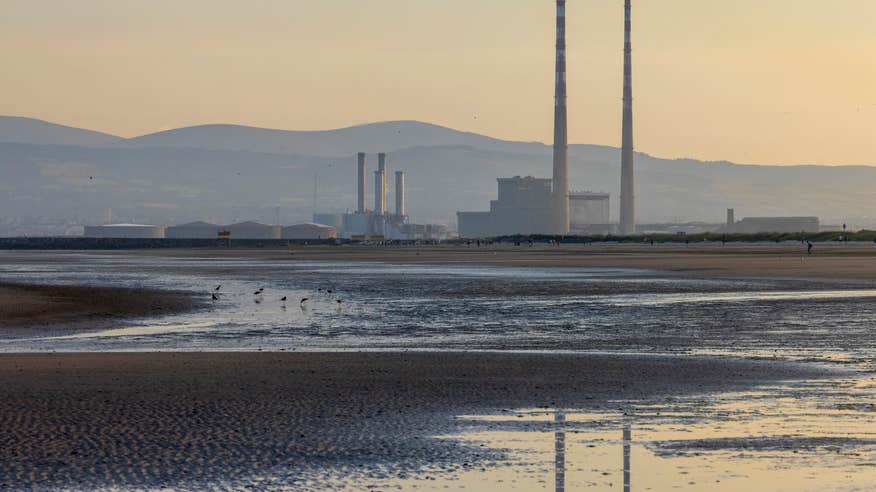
[2, 0, 875, 165]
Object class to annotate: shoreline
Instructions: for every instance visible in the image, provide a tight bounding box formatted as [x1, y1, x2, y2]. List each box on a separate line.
[0, 351, 839, 489]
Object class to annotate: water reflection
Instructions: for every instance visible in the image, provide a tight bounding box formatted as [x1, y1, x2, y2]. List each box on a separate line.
[555, 410, 565, 492]
[623, 416, 632, 492]
[555, 410, 631, 491]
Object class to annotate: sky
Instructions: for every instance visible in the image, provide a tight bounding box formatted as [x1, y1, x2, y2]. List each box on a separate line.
[2, 0, 875, 166]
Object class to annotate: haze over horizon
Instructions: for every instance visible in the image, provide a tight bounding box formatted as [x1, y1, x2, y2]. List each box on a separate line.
[3, 0, 875, 166]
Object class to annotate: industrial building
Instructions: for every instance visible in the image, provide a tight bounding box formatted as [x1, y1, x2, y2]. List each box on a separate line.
[165, 221, 220, 239]
[281, 223, 336, 240]
[83, 224, 166, 238]
[458, 177, 554, 237]
[570, 192, 611, 233]
[221, 221, 281, 240]
[458, 179, 611, 237]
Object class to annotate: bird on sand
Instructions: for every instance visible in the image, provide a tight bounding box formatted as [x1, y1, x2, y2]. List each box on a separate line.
[336, 299, 342, 304]
[280, 296, 287, 302]
[212, 293, 219, 301]
[254, 288, 264, 295]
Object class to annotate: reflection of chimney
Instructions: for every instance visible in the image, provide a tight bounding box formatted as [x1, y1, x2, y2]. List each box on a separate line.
[395, 171, 406, 217]
[374, 153, 387, 215]
[555, 410, 565, 492]
[552, 0, 570, 234]
[623, 419, 631, 492]
[357, 152, 367, 213]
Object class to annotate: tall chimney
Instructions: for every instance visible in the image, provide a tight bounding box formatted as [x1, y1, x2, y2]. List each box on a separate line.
[619, 0, 636, 235]
[395, 171, 406, 218]
[374, 153, 387, 215]
[552, 0, 570, 235]
[357, 152, 367, 213]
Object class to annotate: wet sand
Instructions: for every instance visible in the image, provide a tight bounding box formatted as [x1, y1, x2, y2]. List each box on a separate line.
[132, 242, 876, 280]
[0, 351, 835, 489]
[0, 282, 200, 333]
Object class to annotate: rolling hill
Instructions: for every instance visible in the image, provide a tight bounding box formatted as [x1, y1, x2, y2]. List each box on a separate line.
[0, 116, 122, 147]
[1, 116, 874, 236]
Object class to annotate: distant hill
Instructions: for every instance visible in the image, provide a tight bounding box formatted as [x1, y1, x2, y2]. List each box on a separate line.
[123, 121, 546, 157]
[1, 116, 875, 235]
[0, 116, 122, 147]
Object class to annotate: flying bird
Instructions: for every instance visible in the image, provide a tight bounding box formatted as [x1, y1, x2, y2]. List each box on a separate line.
[300, 298, 309, 304]
[215, 285, 222, 291]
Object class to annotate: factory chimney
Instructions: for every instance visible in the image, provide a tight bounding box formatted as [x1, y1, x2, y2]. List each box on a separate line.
[395, 171, 406, 218]
[551, 0, 570, 235]
[374, 153, 387, 215]
[357, 152, 367, 213]
[619, 0, 636, 235]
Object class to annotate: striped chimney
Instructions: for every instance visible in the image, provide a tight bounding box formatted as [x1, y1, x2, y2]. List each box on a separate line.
[619, 0, 636, 235]
[552, 0, 570, 235]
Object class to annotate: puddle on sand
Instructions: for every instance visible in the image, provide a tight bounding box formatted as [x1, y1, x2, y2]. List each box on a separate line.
[314, 377, 876, 491]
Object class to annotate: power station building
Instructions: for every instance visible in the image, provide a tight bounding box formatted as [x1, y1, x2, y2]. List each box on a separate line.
[457, 178, 610, 238]
[281, 223, 336, 239]
[570, 192, 611, 233]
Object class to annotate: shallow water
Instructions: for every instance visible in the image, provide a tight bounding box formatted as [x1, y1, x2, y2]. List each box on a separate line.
[3, 251, 876, 490]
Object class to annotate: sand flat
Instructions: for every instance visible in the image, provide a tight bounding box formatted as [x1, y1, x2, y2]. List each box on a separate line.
[125, 242, 876, 279]
[0, 351, 835, 489]
[0, 282, 200, 332]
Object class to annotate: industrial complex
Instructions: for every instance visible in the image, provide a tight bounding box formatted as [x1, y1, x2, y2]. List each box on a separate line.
[81, 1, 832, 242]
[312, 152, 449, 240]
[457, 0, 634, 238]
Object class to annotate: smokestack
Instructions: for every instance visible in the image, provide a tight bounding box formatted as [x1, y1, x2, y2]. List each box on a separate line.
[552, 0, 570, 235]
[395, 171, 406, 218]
[357, 152, 366, 213]
[374, 153, 387, 215]
[619, 0, 636, 235]
[727, 208, 735, 226]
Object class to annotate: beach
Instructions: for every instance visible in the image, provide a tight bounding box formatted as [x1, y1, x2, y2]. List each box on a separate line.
[136, 242, 876, 279]
[1, 245, 875, 489]
[0, 351, 834, 489]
